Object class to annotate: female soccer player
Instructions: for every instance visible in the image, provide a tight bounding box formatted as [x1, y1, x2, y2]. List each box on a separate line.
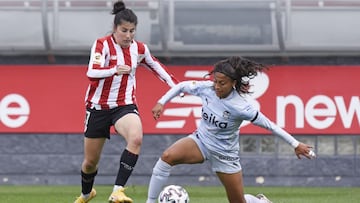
[146, 56, 315, 203]
[74, 1, 179, 203]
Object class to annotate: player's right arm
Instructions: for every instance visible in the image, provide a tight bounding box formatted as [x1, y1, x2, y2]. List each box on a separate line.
[157, 80, 211, 105]
[152, 80, 211, 120]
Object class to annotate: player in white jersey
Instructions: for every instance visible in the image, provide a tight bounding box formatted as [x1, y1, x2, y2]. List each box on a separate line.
[146, 56, 315, 203]
[74, 1, 179, 203]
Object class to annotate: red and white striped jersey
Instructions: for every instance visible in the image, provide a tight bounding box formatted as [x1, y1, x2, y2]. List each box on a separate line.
[85, 34, 179, 110]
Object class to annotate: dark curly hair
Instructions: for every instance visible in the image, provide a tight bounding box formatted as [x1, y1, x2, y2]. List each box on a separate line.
[209, 56, 268, 94]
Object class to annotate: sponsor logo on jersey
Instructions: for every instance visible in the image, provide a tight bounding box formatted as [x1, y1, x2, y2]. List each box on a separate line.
[202, 111, 228, 129]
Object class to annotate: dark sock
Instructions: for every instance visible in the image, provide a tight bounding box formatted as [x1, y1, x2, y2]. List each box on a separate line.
[81, 170, 97, 195]
[115, 149, 138, 186]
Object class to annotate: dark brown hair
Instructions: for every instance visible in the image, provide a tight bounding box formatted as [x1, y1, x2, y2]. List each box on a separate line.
[112, 1, 138, 26]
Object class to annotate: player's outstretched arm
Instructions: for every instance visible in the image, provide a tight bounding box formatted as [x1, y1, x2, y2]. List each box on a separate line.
[295, 143, 316, 160]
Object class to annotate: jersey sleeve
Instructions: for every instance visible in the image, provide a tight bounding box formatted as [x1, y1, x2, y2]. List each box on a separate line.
[139, 44, 179, 87]
[251, 111, 300, 148]
[157, 80, 211, 105]
[86, 39, 117, 79]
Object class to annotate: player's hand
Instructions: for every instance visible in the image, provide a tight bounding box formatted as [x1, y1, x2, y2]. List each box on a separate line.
[295, 142, 316, 159]
[152, 103, 164, 120]
[116, 65, 131, 75]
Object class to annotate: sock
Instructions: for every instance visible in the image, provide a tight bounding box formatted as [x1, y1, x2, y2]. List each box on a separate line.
[115, 149, 138, 186]
[146, 158, 172, 203]
[113, 185, 124, 192]
[245, 194, 267, 203]
[81, 193, 91, 200]
[81, 170, 97, 195]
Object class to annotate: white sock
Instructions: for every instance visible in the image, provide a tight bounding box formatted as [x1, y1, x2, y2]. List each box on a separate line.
[113, 185, 124, 192]
[145, 158, 172, 203]
[81, 193, 91, 199]
[245, 194, 267, 203]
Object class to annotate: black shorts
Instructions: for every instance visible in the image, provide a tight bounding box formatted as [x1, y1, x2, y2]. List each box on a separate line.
[84, 104, 139, 139]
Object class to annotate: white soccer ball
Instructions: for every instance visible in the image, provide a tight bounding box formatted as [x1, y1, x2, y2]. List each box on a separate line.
[158, 185, 190, 203]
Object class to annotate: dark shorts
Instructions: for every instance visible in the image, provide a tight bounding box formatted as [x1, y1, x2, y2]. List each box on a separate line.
[84, 104, 139, 139]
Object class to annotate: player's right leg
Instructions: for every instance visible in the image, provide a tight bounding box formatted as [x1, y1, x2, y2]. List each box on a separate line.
[75, 108, 109, 202]
[74, 137, 106, 203]
[145, 158, 172, 203]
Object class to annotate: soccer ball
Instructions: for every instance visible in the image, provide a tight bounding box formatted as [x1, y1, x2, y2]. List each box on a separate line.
[158, 185, 190, 203]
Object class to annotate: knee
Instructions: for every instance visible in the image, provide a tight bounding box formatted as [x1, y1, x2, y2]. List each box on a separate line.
[160, 150, 174, 164]
[128, 133, 143, 148]
[82, 160, 98, 173]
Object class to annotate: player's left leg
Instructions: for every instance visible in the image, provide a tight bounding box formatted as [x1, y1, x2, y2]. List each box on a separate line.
[109, 113, 143, 203]
[217, 171, 247, 203]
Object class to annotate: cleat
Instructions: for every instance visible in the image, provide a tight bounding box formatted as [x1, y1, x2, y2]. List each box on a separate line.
[256, 194, 273, 203]
[74, 188, 96, 203]
[108, 187, 133, 203]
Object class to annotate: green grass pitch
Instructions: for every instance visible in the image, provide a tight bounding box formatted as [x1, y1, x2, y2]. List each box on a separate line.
[0, 185, 359, 203]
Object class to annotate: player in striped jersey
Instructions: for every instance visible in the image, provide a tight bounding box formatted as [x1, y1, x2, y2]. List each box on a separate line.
[146, 56, 315, 203]
[74, 1, 179, 203]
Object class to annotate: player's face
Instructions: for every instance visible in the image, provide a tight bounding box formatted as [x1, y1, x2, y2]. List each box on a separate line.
[113, 21, 136, 48]
[213, 72, 236, 99]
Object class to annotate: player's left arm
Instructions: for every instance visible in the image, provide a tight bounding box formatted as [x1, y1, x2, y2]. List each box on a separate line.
[140, 44, 179, 87]
[251, 111, 315, 159]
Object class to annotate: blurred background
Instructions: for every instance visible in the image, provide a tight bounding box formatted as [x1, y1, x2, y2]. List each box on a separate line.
[0, 0, 359, 187]
[2, 0, 360, 61]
